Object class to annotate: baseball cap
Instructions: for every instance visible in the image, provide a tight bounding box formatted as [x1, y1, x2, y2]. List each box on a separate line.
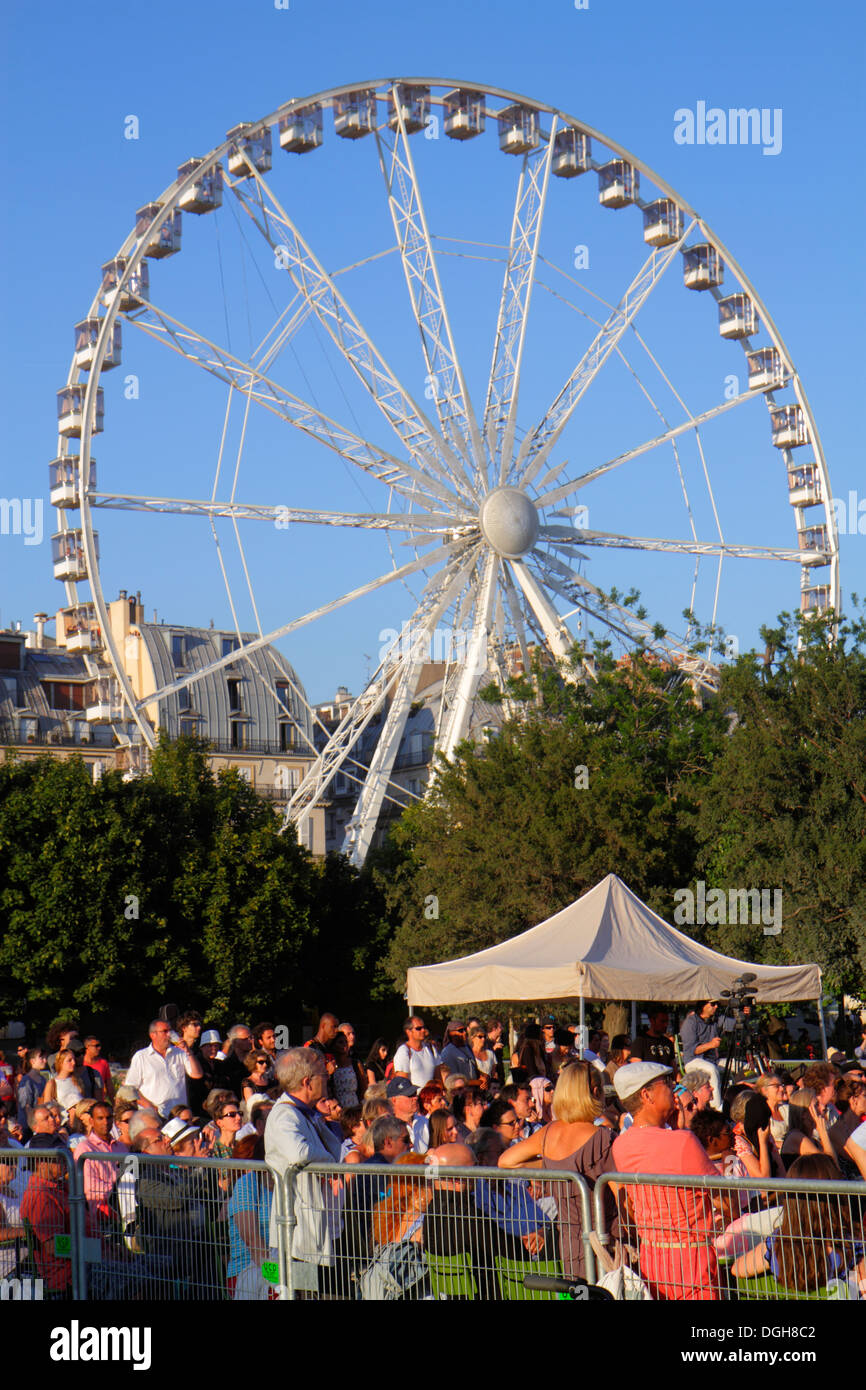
[612, 1061, 673, 1100]
[386, 1077, 418, 1099]
[200, 1030, 221, 1045]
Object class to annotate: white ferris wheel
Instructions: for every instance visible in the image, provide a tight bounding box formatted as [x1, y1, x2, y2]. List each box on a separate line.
[51, 78, 839, 865]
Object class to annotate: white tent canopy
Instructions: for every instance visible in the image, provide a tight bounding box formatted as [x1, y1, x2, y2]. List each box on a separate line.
[406, 874, 822, 1007]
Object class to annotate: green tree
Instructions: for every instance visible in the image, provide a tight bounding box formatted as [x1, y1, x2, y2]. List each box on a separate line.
[377, 640, 729, 998]
[695, 607, 866, 999]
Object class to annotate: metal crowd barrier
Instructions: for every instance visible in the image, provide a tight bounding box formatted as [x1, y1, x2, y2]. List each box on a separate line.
[276, 1160, 597, 1300]
[0, 1144, 79, 1300]
[6, 1147, 864, 1302]
[75, 1153, 291, 1301]
[593, 1171, 866, 1303]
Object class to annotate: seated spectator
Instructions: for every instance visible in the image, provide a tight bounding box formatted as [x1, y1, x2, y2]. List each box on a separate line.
[605, 1036, 632, 1083]
[452, 1087, 484, 1143]
[0, 1137, 26, 1279]
[479, 1098, 522, 1148]
[754, 1071, 791, 1149]
[844, 1102, 866, 1181]
[162, 1116, 201, 1157]
[443, 1074, 467, 1102]
[730, 1090, 784, 1178]
[499, 1082, 539, 1140]
[610, 1061, 721, 1301]
[422, 1143, 505, 1298]
[428, 1109, 459, 1150]
[67, 1097, 97, 1150]
[732, 1154, 866, 1298]
[338, 1105, 365, 1162]
[530, 1075, 555, 1126]
[802, 1063, 840, 1125]
[370, 1151, 430, 1248]
[41, 1048, 88, 1122]
[26, 1104, 67, 1149]
[20, 1136, 71, 1297]
[779, 1088, 838, 1171]
[212, 1096, 244, 1157]
[499, 1058, 618, 1281]
[830, 1080, 866, 1179]
[412, 1082, 446, 1154]
[629, 1008, 678, 1071]
[470, 1127, 554, 1260]
[226, 1134, 275, 1300]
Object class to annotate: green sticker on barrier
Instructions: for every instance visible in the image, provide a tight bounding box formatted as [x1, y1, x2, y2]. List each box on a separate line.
[261, 1261, 280, 1285]
[54, 1234, 72, 1257]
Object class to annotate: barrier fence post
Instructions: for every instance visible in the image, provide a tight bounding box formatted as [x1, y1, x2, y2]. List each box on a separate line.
[68, 1149, 86, 1300]
[273, 1164, 297, 1300]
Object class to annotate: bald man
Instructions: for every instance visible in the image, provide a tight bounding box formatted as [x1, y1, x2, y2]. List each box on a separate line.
[423, 1142, 507, 1296]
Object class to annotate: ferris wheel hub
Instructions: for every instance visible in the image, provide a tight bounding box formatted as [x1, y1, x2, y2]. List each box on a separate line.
[478, 486, 539, 559]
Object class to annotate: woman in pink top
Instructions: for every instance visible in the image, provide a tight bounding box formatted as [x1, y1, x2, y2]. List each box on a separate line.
[611, 1062, 721, 1301]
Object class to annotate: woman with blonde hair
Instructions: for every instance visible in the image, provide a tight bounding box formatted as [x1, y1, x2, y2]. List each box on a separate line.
[499, 1059, 618, 1280]
[41, 1049, 85, 1123]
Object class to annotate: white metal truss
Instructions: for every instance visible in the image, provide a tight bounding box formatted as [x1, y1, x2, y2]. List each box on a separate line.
[539, 526, 811, 565]
[88, 492, 470, 531]
[128, 300, 459, 511]
[516, 223, 695, 489]
[342, 544, 483, 863]
[375, 90, 484, 482]
[436, 549, 501, 764]
[228, 166, 475, 505]
[484, 117, 558, 484]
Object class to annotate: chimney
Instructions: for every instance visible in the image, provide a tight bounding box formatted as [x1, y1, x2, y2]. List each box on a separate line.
[33, 613, 48, 650]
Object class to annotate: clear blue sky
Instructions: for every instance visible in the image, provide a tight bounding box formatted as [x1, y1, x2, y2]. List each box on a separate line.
[1, 0, 863, 703]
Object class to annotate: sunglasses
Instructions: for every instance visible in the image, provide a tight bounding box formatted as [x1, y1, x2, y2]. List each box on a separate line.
[222, 1110, 241, 1119]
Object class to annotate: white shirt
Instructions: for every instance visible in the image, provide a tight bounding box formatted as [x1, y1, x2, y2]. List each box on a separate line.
[124, 1044, 196, 1117]
[392, 1042, 442, 1088]
[849, 1120, 866, 1151]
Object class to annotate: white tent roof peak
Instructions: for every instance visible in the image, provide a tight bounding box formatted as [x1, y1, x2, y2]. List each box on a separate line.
[406, 873, 821, 1007]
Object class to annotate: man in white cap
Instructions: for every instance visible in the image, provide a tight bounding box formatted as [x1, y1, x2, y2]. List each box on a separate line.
[610, 1061, 720, 1302]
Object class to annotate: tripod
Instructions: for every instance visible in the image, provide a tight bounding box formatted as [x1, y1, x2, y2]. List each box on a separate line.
[719, 976, 768, 1091]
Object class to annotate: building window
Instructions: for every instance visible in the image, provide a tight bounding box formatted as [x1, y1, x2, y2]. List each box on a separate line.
[178, 686, 191, 714]
[227, 679, 242, 713]
[221, 636, 238, 664]
[275, 680, 291, 709]
[171, 633, 187, 667]
[279, 722, 297, 752]
[179, 718, 199, 738]
[230, 721, 245, 749]
[43, 681, 87, 712]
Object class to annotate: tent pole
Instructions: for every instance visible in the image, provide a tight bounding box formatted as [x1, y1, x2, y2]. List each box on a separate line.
[630, 1002, 637, 1038]
[817, 996, 829, 1059]
[579, 994, 585, 1059]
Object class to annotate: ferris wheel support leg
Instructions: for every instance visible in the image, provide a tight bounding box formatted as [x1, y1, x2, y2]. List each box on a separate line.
[435, 551, 500, 768]
[510, 559, 577, 676]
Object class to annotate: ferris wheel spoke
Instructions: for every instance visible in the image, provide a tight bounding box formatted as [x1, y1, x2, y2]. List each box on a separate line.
[139, 536, 473, 711]
[540, 526, 808, 564]
[533, 391, 758, 506]
[375, 90, 484, 483]
[126, 299, 460, 510]
[499, 561, 532, 673]
[88, 492, 471, 531]
[484, 117, 558, 484]
[436, 550, 500, 764]
[283, 544, 480, 849]
[509, 558, 577, 667]
[529, 551, 720, 690]
[515, 220, 696, 489]
[227, 168, 476, 505]
[342, 545, 482, 862]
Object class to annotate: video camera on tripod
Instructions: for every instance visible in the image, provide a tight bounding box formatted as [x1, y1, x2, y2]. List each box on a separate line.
[718, 973, 766, 1084]
[719, 973, 759, 1027]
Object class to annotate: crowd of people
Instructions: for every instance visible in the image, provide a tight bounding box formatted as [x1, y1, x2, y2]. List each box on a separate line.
[1, 1007, 865, 1301]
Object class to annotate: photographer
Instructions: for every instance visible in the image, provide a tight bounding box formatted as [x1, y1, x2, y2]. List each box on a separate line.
[681, 1001, 723, 1108]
